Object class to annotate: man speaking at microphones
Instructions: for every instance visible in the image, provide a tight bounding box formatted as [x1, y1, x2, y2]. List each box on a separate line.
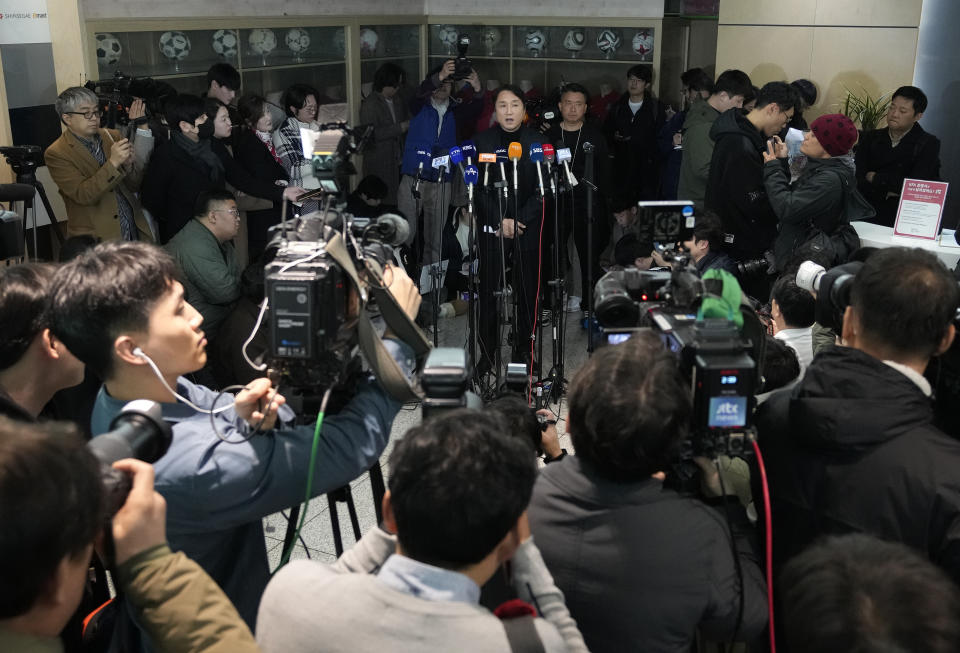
[473, 84, 544, 378]
[545, 82, 610, 320]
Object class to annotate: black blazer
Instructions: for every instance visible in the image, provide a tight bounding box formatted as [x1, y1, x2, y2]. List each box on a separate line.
[232, 129, 289, 190]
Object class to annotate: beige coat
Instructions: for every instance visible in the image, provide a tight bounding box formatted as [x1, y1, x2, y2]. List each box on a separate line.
[44, 128, 153, 241]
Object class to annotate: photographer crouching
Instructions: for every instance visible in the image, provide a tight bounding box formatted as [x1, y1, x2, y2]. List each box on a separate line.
[48, 240, 420, 644]
[0, 417, 257, 652]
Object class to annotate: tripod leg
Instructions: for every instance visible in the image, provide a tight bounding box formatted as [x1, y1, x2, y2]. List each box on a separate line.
[344, 486, 362, 542]
[369, 462, 385, 524]
[281, 504, 302, 557]
[328, 493, 344, 556]
[34, 182, 65, 246]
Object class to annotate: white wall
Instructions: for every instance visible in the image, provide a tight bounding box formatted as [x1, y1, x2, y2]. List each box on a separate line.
[425, 0, 663, 18]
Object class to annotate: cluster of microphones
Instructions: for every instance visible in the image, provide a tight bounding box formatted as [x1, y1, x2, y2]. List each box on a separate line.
[411, 139, 580, 213]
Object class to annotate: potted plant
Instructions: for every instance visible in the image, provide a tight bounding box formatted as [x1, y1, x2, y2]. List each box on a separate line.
[840, 85, 891, 132]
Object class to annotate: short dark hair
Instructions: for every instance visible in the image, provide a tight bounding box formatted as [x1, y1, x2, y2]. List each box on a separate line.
[681, 67, 713, 94]
[206, 62, 240, 92]
[354, 175, 388, 201]
[791, 79, 818, 108]
[568, 331, 691, 481]
[742, 85, 759, 107]
[387, 409, 537, 568]
[59, 235, 98, 262]
[49, 242, 180, 379]
[164, 94, 206, 132]
[781, 534, 960, 653]
[893, 85, 928, 114]
[282, 83, 319, 117]
[614, 233, 644, 267]
[0, 263, 56, 370]
[760, 335, 800, 393]
[560, 82, 590, 105]
[609, 193, 636, 214]
[850, 247, 960, 359]
[194, 189, 236, 218]
[237, 93, 268, 130]
[488, 394, 541, 454]
[0, 417, 104, 619]
[204, 97, 226, 123]
[626, 64, 652, 84]
[771, 275, 815, 328]
[373, 63, 405, 92]
[712, 69, 752, 100]
[755, 81, 800, 115]
[493, 84, 525, 106]
[691, 211, 725, 251]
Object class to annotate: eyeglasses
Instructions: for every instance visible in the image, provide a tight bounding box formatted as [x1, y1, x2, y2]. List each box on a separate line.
[65, 110, 99, 120]
[213, 208, 240, 217]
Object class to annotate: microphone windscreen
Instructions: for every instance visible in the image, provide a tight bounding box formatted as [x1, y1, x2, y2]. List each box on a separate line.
[460, 140, 477, 158]
[464, 165, 479, 185]
[449, 146, 464, 165]
[528, 142, 544, 163]
[508, 142, 523, 161]
[495, 147, 508, 162]
[377, 213, 411, 246]
[542, 143, 555, 161]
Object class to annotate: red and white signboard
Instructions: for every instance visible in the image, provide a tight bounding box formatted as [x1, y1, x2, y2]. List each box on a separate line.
[893, 178, 950, 240]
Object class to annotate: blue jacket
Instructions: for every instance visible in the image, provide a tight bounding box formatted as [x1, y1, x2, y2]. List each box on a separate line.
[91, 339, 413, 635]
[400, 100, 458, 183]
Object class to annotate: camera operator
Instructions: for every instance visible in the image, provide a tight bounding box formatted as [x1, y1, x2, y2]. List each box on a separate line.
[530, 332, 767, 653]
[756, 247, 960, 583]
[48, 241, 421, 633]
[256, 409, 587, 653]
[649, 212, 739, 278]
[528, 333, 767, 652]
[397, 60, 482, 279]
[0, 264, 85, 422]
[781, 534, 960, 653]
[45, 86, 154, 242]
[0, 417, 258, 652]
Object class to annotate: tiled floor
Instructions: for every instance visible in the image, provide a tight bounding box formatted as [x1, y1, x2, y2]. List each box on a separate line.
[265, 302, 595, 568]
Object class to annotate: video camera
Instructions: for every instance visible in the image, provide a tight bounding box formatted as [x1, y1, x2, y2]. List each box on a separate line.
[0, 144, 43, 174]
[84, 70, 178, 129]
[593, 203, 758, 459]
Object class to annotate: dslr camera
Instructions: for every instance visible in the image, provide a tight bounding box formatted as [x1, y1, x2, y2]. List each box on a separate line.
[451, 33, 474, 81]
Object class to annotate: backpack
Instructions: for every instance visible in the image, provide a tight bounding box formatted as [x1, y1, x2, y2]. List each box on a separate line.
[790, 170, 873, 268]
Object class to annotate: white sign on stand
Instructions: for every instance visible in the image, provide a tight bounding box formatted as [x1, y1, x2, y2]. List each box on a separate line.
[893, 178, 950, 241]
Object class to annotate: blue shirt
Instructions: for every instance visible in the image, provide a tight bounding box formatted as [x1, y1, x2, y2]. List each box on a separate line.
[377, 554, 481, 605]
[91, 339, 414, 632]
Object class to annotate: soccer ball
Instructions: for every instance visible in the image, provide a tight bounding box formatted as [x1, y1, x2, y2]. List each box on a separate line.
[285, 27, 311, 54]
[159, 31, 191, 61]
[481, 27, 502, 55]
[525, 29, 547, 56]
[332, 28, 346, 56]
[96, 33, 122, 66]
[562, 29, 585, 53]
[248, 28, 277, 55]
[631, 30, 654, 57]
[359, 28, 379, 56]
[438, 25, 459, 52]
[596, 29, 621, 58]
[211, 29, 238, 58]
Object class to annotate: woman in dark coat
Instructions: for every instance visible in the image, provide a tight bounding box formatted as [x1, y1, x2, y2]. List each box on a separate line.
[359, 63, 410, 208]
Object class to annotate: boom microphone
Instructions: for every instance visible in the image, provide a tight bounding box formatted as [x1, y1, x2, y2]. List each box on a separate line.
[371, 212, 410, 246]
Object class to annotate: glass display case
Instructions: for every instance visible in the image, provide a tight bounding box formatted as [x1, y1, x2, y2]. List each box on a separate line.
[358, 23, 422, 102]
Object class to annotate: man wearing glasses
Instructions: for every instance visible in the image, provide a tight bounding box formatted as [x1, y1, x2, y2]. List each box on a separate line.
[165, 190, 242, 341]
[45, 86, 154, 242]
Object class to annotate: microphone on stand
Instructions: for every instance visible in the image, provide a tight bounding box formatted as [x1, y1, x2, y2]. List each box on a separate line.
[460, 140, 477, 166]
[464, 165, 478, 214]
[542, 143, 557, 196]
[556, 146, 577, 188]
[413, 149, 430, 197]
[529, 143, 546, 197]
[479, 152, 496, 188]
[449, 146, 465, 176]
[508, 141, 523, 193]
[495, 147, 509, 198]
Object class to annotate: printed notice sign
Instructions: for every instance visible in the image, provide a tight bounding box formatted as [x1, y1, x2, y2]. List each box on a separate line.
[0, 1, 50, 44]
[894, 179, 949, 240]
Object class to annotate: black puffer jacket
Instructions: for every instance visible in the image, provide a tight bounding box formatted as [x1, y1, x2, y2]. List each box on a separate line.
[705, 109, 777, 261]
[755, 346, 960, 583]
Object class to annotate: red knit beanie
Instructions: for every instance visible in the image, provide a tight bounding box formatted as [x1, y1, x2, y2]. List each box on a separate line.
[809, 113, 858, 156]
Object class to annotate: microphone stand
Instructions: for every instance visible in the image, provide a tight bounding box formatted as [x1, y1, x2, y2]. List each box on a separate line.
[541, 163, 568, 404]
[428, 163, 449, 347]
[493, 182, 511, 394]
[582, 142, 597, 355]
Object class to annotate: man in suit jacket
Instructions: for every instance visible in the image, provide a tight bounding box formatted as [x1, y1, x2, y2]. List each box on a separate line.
[45, 86, 153, 242]
[855, 85, 941, 227]
[360, 63, 410, 208]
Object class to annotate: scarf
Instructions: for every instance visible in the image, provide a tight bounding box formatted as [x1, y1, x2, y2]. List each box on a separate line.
[172, 132, 224, 183]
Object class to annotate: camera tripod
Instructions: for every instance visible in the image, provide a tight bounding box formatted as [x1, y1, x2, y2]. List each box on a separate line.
[0, 146, 65, 259]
